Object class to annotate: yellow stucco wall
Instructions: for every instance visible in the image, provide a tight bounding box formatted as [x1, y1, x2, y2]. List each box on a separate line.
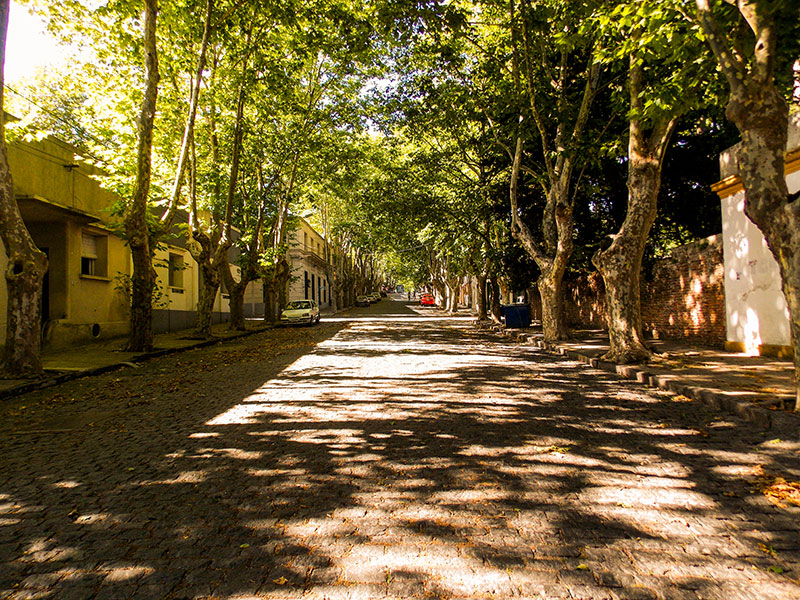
[9, 137, 120, 217]
[0, 138, 133, 348]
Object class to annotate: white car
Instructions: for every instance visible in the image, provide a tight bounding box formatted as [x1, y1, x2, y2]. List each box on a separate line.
[280, 300, 320, 326]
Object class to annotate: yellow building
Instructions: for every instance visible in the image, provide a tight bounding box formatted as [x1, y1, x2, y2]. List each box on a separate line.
[0, 136, 232, 350]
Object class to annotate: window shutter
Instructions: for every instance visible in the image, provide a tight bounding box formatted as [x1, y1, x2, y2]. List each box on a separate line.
[82, 234, 98, 259]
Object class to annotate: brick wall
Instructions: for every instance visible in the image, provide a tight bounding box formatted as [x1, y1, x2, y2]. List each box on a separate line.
[641, 235, 726, 347]
[549, 235, 726, 348]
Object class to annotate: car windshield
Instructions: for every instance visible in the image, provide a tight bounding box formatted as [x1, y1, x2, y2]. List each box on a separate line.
[285, 301, 311, 310]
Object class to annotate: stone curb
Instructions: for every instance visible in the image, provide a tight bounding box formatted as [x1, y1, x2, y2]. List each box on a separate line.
[475, 320, 799, 439]
[0, 325, 272, 401]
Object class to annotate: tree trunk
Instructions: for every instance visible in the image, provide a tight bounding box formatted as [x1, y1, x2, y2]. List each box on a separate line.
[227, 281, 247, 331]
[508, 135, 574, 341]
[127, 251, 157, 351]
[194, 261, 220, 338]
[433, 281, 446, 308]
[694, 1, 800, 410]
[592, 60, 676, 363]
[0, 0, 48, 376]
[262, 277, 276, 324]
[323, 264, 339, 313]
[445, 277, 459, 313]
[728, 88, 800, 411]
[2, 234, 47, 376]
[538, 267, 569, 341]
[275, 256, 290, 311]
[477, 272, 488, 320]
[489, 273, 502, 323]
[123, 0, 159, 352]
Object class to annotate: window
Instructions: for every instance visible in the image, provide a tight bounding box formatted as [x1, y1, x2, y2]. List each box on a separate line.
[168, 252, 184, 289]
[81, 232, 107, 277]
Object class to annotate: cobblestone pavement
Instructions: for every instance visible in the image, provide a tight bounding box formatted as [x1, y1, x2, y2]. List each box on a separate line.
[1, 299, 799, 600]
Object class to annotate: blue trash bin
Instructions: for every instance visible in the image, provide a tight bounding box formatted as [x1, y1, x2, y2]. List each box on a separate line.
[503, 304, 531, 328]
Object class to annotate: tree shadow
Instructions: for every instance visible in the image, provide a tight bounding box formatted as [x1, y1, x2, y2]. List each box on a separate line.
[0, 318, 797, 599]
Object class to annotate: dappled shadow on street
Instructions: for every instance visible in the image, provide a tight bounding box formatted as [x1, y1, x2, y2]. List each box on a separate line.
[0, 314, 798, 599]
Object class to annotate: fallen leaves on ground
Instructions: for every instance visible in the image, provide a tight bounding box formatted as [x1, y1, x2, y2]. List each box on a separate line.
[527, 444, 573, 454]
[758, 543, 777, 557]
[751, 465, 800, 508]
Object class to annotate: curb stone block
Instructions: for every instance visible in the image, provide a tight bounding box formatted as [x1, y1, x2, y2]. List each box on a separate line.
[478, 321, 800, 437]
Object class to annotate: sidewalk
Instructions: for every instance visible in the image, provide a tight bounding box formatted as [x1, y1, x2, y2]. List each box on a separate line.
[0, 321, 273, 399]
[0, 307, 349, 400]
[477, 321, 800, 438]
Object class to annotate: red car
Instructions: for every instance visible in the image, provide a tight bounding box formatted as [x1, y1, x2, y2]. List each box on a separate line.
[419, 293, 436, 306]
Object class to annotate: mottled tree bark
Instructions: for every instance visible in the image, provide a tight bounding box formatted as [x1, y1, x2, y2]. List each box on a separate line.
[537, 269, 568, 340]
[593, 60, 676, 364]
[225, 279, 247, 331]
[0, 0, 48, 377]
[189, 230, 222, 338]
[500, 4, 600, 342]
[445, 269, 459, 313]
[509, 132, 572, 341]
[217, 54, 251, 333]
[488, 273, 502, 323]
[696, 0, 800, 410]
[123, 0, 159, 352]
[322, 263, 338, 313]
[275, 256, 290, 312]
[261, 275, 276, 323]
[476, 271, 488, 320]
[194, 269, 219, 336]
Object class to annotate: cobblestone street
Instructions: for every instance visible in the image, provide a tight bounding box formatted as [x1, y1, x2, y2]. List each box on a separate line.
[1, 299, 799, 600]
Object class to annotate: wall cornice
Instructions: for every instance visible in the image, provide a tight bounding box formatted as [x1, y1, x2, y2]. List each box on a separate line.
[712, 147, 800, 199]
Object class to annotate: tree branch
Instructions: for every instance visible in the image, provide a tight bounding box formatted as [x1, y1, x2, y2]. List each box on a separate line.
[695, 0, 746, 95]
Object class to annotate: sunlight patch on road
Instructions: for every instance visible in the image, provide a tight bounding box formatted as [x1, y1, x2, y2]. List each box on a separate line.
[205, 321, 527, 426]
[193, 447, 262, 460]
[52, 480, 82, 489]
[324, 315, 476, 323]
[140, 470, 207, 486]
[581, 485, 716, 510]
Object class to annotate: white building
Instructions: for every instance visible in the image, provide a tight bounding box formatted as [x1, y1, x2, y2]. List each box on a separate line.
[712, 112, 800, 357]
[286, 217, 331, 306]
[242, 216, 331, 317]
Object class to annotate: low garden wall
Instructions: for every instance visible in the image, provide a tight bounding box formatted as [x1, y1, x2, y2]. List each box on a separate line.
[530, 235, 726, 348]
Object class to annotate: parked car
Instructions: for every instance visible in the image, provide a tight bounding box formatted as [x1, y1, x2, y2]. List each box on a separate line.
[419, 293, 436, 306]
[368, 292, 381, 303]
[280, 299, 320, 325]
[355, 295, 370, 307]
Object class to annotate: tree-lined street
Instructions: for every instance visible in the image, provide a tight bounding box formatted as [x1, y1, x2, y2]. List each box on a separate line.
[1, 297, 798, 599]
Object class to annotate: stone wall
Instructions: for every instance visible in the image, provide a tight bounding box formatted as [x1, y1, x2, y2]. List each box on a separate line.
[551, 235, 726, 347]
